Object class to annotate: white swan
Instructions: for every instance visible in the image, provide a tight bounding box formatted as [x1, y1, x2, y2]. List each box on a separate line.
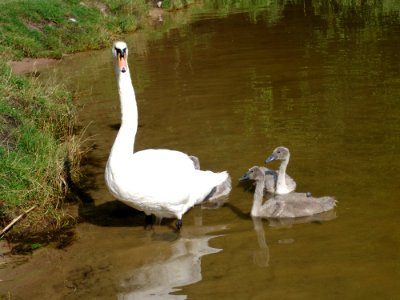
[264, 146, 296, 194]
[105, 41, 231, 230]
[246, 167, 336, 218]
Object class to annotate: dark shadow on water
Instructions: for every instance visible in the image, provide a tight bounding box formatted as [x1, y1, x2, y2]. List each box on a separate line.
[78, 200, 146, 228]
[65, 156, 96, 204]
[66, 157, 148, 228]
[150, 230, 180, 242]
[110, 123, 144, 131]
[68, 171, 180, 230]
[64, 142, 153, 228]
[109, 123, 120, 131]
[224, 203, 251, 221]
[237, 180, 258, 195]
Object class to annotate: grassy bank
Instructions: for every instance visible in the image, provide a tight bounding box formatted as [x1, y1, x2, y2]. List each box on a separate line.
[0, 0, 196, 249]
[0, 60, 81, 249]
[0, 0, 195, 60]
[0, 0, 151, 249]
[0, 0, 147, 60]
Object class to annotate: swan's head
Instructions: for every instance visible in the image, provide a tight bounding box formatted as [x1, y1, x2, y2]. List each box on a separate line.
[239, 166, 265, 182]
[265, 146, 290, 163]
[112, 41, 129, 74]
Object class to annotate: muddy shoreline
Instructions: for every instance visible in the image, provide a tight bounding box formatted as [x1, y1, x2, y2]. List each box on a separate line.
[8, 58, 59, 75]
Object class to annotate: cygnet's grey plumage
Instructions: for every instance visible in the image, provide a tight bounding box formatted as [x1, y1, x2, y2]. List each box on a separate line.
[239, 165, 294, 194]
[240, 166, 276, 193]
[264, 146, 297, 194]
[246, 167, 336, 218]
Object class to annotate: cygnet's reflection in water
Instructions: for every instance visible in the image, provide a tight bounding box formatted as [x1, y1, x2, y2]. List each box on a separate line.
[251, 210, 337, 268]
[252, 217, 270, 268]
[118, 208, 226, 300]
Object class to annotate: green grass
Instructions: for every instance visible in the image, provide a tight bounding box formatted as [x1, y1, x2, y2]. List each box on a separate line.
[0, 59, 81, 240]
[0, 0, 148, 60]
[0, 0, 151, 245]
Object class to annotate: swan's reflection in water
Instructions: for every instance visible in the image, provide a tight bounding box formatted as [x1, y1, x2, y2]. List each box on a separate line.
[251, 210, 337, 268]
[118, 218, 226, 299]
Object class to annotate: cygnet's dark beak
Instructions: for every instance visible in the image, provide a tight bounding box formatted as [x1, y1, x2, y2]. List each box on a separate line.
[265, 154, 277, 164]
[239, 172, 250, 182]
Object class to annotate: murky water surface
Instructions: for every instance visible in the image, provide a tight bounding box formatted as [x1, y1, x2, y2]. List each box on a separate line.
[2, 2, 400, 299]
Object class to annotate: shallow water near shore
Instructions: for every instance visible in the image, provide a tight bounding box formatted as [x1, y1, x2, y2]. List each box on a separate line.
[1, 2, 400, 299]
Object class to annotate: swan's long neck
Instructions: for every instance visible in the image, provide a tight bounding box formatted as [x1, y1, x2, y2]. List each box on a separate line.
[252, 178, 265, 216]
[110, 69, 138, 158]
[276, 155, 289, 192]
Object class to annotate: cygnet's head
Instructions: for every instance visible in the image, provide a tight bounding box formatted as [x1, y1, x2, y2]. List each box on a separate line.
[239, 166, 265, 182]
[112, 41, 128, 74]
[265, 146, 290, 163]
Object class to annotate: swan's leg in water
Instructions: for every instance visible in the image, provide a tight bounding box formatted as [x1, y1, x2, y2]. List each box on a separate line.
[155, 216, 163, 226]
[145, 214, 153, 230]
[175, 219, 183, 231]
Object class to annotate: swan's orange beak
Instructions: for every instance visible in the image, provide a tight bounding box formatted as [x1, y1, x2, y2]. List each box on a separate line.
[117, 52, 127, 73]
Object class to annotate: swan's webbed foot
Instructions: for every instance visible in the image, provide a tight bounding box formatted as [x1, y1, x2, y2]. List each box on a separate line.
[175, 219, 183, 231]
[145, 214, 153, 230]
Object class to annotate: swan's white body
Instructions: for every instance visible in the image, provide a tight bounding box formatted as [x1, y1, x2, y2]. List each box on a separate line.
[105, 41, 230, 222]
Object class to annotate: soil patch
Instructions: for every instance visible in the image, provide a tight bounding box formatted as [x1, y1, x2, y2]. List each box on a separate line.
[8, 58, 59, 75]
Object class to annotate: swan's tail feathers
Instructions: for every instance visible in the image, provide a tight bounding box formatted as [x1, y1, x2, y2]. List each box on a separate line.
[192, 170, 232, 207]
[189, 155, 201, 169]
[204, 171, 232, 207]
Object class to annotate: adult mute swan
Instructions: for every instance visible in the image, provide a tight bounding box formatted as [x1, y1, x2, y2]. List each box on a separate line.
[246, 167, 336, 218]
[264, 146, 296, 194]
[105, 41, 231, 230]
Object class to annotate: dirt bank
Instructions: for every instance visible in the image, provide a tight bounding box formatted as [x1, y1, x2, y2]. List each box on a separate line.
[8, 58, 59, 75]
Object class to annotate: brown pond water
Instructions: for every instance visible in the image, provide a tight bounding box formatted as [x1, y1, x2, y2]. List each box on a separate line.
[1, 2, 400, 299]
